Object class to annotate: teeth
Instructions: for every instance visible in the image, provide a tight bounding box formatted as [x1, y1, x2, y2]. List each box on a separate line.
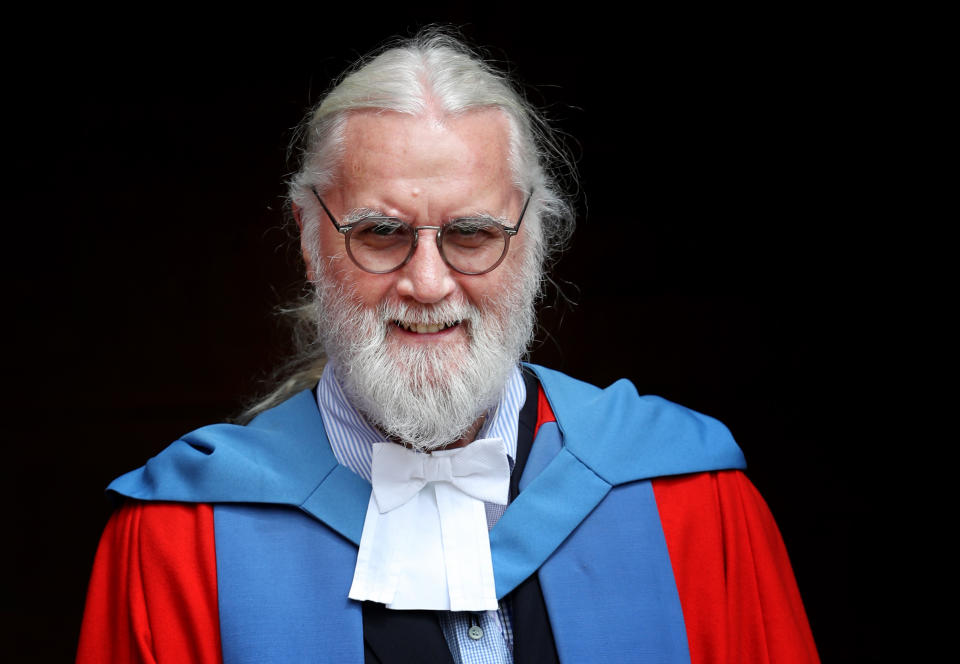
[395, 320, 461, 334]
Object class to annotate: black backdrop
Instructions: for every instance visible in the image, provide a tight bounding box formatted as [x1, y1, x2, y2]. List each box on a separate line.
[8, 8, 888, 662]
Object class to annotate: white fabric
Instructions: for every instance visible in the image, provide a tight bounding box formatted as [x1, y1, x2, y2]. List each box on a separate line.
[349, 437, 510, 611]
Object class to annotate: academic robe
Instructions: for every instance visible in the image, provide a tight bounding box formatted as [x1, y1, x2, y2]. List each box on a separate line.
[77, 364, 818, 663]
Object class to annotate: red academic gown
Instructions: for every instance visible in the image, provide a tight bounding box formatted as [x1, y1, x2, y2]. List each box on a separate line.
[78, 387, 818, 663]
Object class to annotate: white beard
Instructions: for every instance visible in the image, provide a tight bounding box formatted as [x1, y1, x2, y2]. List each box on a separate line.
[311, 259, 538, 451]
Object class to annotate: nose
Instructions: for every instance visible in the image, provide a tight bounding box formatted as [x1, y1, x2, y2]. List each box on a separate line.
[394, 229, 457, 303]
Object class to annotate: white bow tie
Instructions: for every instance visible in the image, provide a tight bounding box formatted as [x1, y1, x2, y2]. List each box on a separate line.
[349, 437, 510, 611]
[371, 437, 511, 512]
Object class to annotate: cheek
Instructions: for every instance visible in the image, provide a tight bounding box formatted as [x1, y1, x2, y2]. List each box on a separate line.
[467, 239, 529, 303]
[334, 266, 396, 309]
[457, 272, 503, 307]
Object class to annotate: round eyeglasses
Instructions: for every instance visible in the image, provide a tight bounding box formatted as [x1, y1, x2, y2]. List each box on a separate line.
[311, 187, 530, 275]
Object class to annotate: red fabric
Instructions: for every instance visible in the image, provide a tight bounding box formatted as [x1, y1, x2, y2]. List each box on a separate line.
[538, 385, 816, 660]
[654, 472, 819, 663]
[77, 392, 816, 662]
[534, 383, 557, 438]
[76, 502, 222, 664]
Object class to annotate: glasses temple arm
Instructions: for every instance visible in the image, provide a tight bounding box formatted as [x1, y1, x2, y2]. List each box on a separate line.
[510, 193, 532, 235]
[311, 187, 344, 232]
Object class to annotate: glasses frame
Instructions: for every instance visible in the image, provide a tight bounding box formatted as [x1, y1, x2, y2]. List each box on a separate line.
[311, 186, 531, 275]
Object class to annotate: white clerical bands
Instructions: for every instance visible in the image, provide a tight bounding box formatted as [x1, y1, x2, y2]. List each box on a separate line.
[349, 437, 511, 611]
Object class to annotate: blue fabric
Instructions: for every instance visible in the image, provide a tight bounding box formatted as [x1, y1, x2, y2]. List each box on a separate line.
[488, 365, 746, 598]
[215, 504, 364, 664]
[524, 364, 746, 486]
[538, 480, 690, 663]
[108, 390, 372, 545]
[517, 421, 561, 493]
[300, 464, 370, 545]
[490, 447, 610, 598]
[106, 365, 747, 662]
[108, 389, 334, 506]
[108, 365, 743, 521]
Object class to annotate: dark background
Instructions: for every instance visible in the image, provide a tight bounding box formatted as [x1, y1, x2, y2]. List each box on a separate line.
[8, 7, 894, 662]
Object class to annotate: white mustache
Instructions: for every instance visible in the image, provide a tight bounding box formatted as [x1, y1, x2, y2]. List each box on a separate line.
[378, 299, 476, 327]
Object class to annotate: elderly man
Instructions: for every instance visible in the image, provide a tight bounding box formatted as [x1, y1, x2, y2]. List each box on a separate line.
[78, 32, 818, 663]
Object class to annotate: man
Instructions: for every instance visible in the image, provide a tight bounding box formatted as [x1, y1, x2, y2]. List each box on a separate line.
[78, 31, 818, 663]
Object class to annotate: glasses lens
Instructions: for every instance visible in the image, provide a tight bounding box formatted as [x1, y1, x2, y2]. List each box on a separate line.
[442, 220, 508, 274]
[347, 219, 415, 272]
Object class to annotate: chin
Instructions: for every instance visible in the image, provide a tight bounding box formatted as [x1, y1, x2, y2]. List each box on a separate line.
[383, 336, 470, 393]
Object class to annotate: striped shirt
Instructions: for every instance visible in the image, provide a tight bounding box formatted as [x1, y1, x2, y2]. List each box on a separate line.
[315, 363, 525, 664]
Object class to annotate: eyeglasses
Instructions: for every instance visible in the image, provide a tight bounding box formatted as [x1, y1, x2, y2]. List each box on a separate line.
[311, 187, 530, 275]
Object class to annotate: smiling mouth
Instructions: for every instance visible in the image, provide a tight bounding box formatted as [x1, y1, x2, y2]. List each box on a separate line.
[393, 320, 462, 334]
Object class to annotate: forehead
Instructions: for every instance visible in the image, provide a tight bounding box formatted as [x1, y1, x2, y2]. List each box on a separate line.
[337, 108, 514, 202]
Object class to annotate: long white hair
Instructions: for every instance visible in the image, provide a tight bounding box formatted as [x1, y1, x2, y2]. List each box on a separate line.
[239, 28, 576, 423]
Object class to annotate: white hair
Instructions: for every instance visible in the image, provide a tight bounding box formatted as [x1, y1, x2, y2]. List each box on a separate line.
[310, 239, 540, 450]
[290, 28, 575, 272]
[239, 28, 576, 423]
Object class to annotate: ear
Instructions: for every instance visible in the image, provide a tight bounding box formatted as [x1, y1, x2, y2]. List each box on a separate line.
[292, 202, 316, 281]
[292, 201, 304, 230]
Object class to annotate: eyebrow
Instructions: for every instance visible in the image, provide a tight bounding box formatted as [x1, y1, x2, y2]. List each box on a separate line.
[341, 207, 388, 224]
[342, 208, 510, 226]
[461, 211, 510, 225]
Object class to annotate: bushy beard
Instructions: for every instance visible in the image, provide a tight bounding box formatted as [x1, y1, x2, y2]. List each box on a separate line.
[311, 257, 538, 451]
